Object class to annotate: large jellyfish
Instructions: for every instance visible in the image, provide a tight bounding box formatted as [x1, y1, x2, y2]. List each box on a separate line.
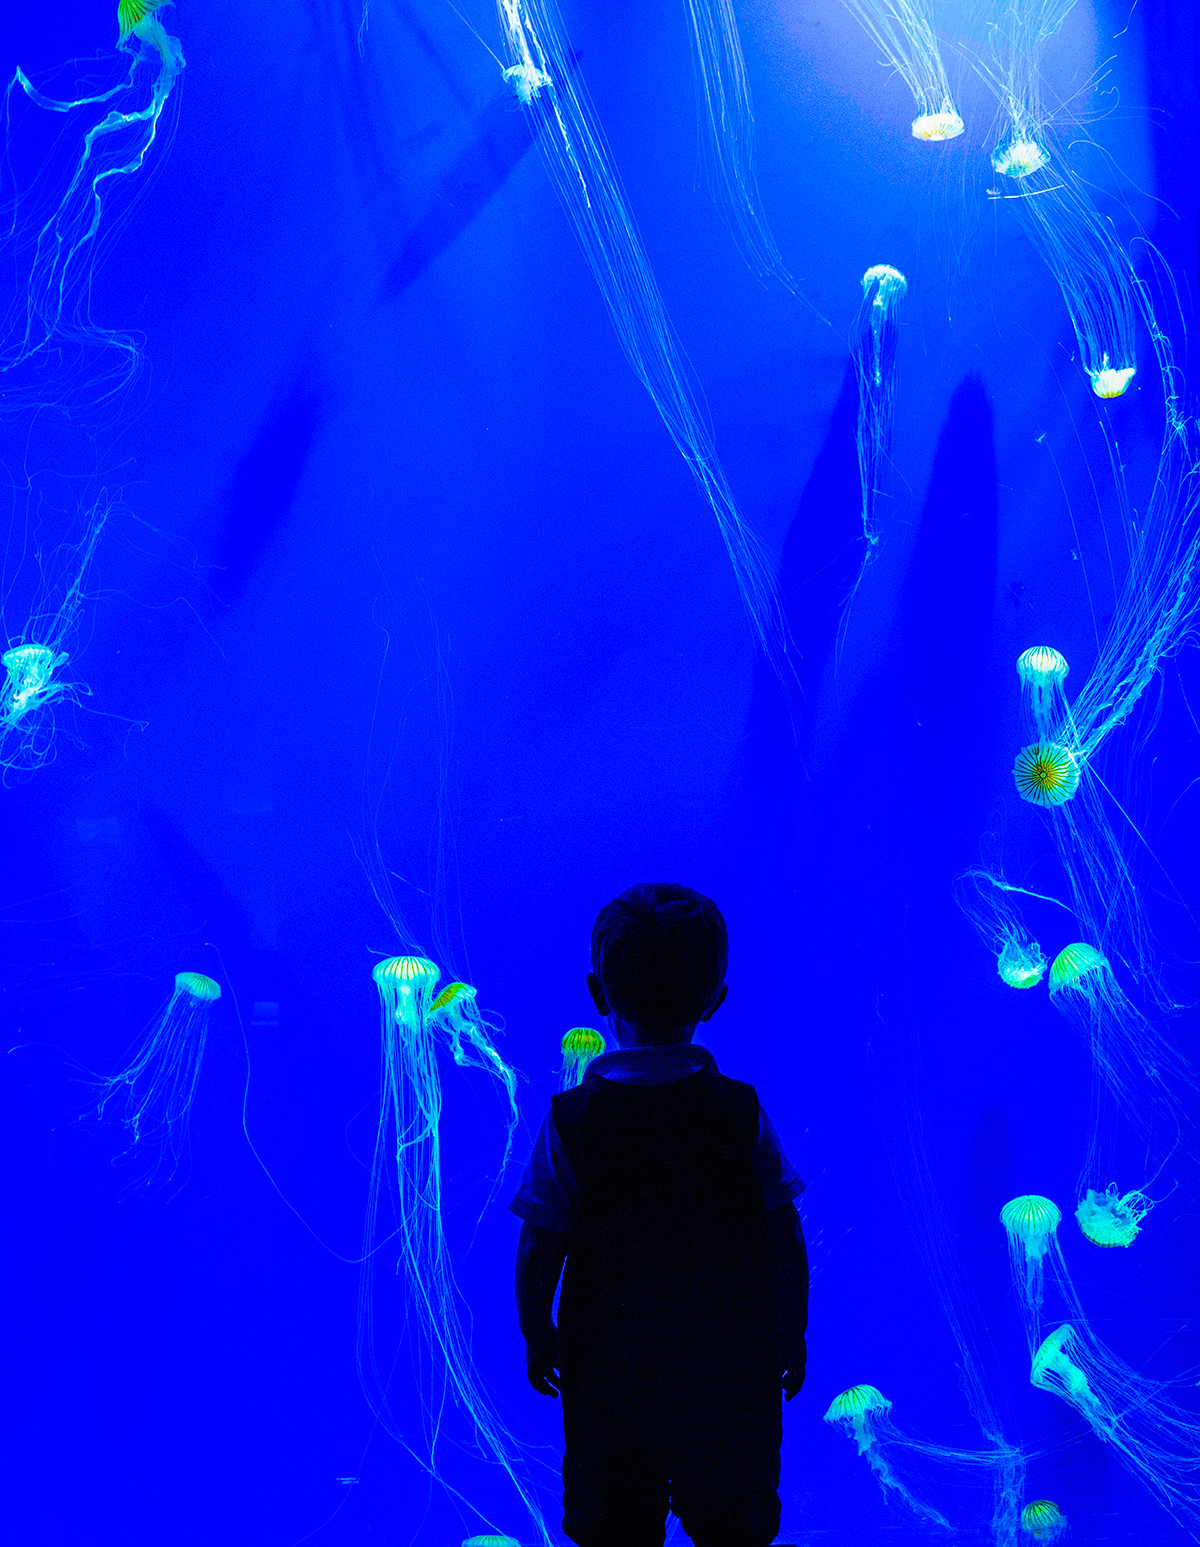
[558, 1025, 604, 1090]
[1019, 1499, 1067, 1540]
[1, 3, 184, 407]
[96, 970, 221, 1190]
[681, 0, 795, 289]
[491, 0, 792, 689]
[842, 0, 964, 141]
[1011, 742, 1080, 808]
[361, 955, 550, 1545]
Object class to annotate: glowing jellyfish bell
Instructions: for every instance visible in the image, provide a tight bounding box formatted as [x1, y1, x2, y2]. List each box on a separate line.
[1016, 646, 1069, 730]
[560, 1026, 606, 1090]
[372, 954, 440, 1030]
[2, 643, 68, 726]
[1020, 1499, 1067, 1541]
[1013, 742, 1080, 807]
[992, 138, 1050, 178]
[96, 968, 222, 1189]
[863, 264, 907, 312]
[503, 62, 550, 105]
[1076, 1183, 1152, 1248]
[1001, 1195, 1061, 1262]
[462, 1537, 521, 1547]
[823, 1384, 891, 1454]
[1090, 357, 1136, 399]
[911, 109, 964, 141]
[997, 939, 1046, 989]
[1048, 941, 1107, 996]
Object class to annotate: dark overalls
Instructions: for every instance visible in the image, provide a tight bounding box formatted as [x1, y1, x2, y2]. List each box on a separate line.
[552, 1066, 784, 1547]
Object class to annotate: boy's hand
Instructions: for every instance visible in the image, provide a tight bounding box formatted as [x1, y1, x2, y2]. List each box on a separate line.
[525, 1325, 562, 1397]
[782, 1336, 806, 1401]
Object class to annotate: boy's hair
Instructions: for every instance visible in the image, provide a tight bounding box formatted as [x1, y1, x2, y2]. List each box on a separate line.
[591, 883, 728, 1041]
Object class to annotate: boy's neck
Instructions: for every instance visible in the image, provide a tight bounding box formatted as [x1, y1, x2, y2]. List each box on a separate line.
[609, 1015, 697, 1051]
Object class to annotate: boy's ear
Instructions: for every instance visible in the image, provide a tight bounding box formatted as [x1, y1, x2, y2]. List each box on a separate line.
[699, 982, 728, 1022]
[586, 971, 610, 1017]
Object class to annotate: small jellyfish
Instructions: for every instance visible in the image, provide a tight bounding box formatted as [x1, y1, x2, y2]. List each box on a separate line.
[1013, 742, 1080, 807]
[998, 939, 1046, 989]
[463, 1537, 522, 1547]
[1076, 1184, 1152, 1248]
[503, 62, 550, 104]
[1016, 646, 1069, 732]
[992, 138, 1050, 178]
[559, 1026, 605, 1090]
[1, 643, 69, 729]
[1020, 1499, 1067, 1541]
[824, 1384, 891, 1455]
[430, 981, 480, 1061]
[1048, 942, 1107, 995]
[1089, 359, 1137, 400]
[96, 970, 222, 1189]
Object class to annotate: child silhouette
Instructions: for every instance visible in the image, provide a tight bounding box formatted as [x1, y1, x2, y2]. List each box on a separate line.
[512, 883, 808, 1546]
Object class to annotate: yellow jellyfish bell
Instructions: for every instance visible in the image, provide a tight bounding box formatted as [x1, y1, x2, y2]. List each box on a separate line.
[1013, 742, 1080, 806]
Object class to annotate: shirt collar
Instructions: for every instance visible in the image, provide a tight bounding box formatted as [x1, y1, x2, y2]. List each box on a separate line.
[585, 1042, 717, 1086]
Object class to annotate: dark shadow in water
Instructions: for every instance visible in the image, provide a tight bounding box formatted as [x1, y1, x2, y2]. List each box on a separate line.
[381, 80, 544, 298]
[902, 371, 998, 777]
[210, 372, 327, 608]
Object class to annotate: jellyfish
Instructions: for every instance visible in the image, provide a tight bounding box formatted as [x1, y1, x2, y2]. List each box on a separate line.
[1019, 1499, 1066, 1540]
[558, 1026, 605, 1090]
[1047, 942, 1187, 1186]
[96, 971, 221, 1189]
[502, 63, 549, 105]
[851, 265, 907, 556]
[490, 0, 792, 691]
[2, 7, 184, 408]
[463, 1538, 522, 1547]
[1000, 1195, 1062, 1341]
[842, 1, 964, 141]
[681, 0, 796, 289]
[824, 1383, 1025, 1533]
[955, 869, 1063, 992]
[981, 0, 1145, 400]
[361, 955, 550, 1546]
[1031, 1326, 1111, 1435]
[1015, 647, 1069, 734]
[1012, 743, 1079, 807]
[1075, 1184, 1152, 1249]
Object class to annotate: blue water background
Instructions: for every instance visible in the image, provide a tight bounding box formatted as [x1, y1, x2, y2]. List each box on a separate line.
[2, 2, 1199, 1543]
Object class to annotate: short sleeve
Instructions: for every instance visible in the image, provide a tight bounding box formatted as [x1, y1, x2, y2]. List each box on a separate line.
[754, 1107, 805, 1210]
[509, 1111, 578, 1232]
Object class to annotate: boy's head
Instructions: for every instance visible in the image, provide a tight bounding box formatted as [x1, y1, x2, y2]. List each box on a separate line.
[589, 883, 728, 1044]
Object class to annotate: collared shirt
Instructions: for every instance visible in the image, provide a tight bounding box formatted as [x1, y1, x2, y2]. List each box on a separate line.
[510, 1043, 804, 1233]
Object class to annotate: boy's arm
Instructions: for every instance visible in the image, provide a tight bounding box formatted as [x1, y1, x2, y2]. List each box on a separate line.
[515, 1219, 570, 1396]
[766, 1200, 809, 1401]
